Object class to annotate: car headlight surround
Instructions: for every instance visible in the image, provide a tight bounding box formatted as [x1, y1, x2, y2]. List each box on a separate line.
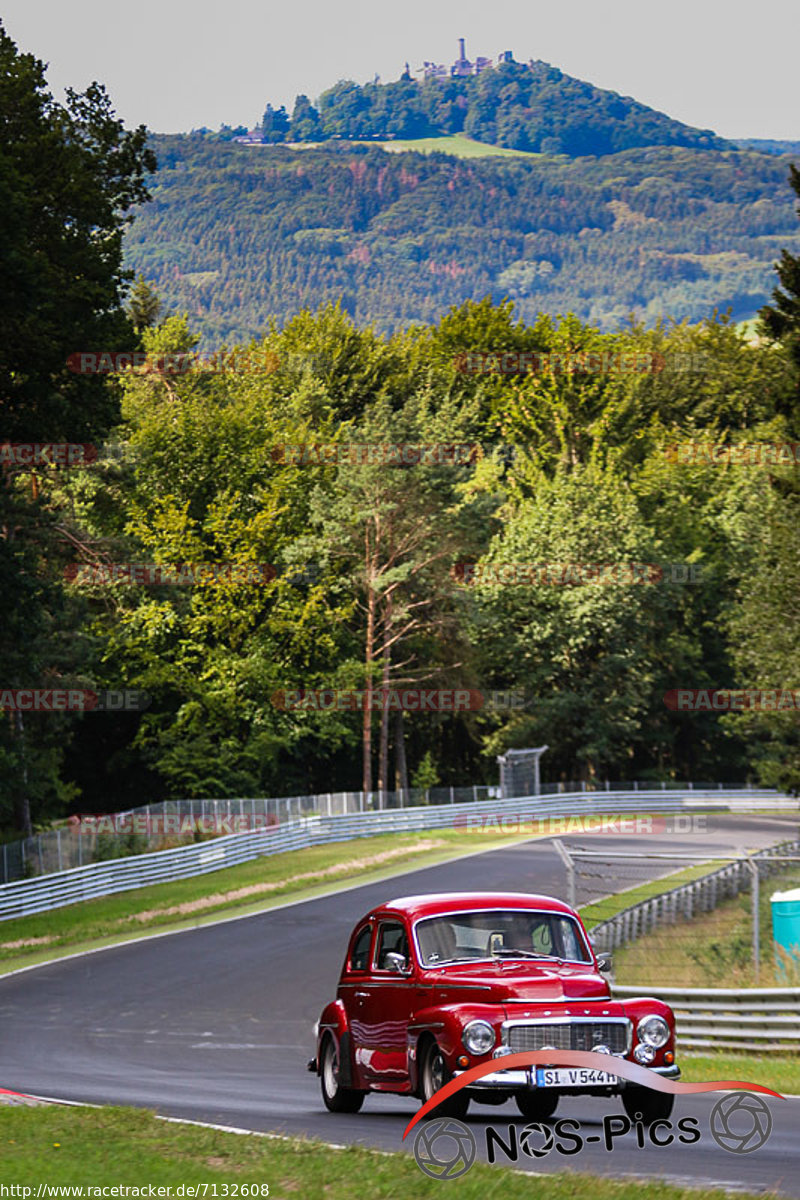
[637, 1014, 670, 1048]
[462, 1020, 496, 1055]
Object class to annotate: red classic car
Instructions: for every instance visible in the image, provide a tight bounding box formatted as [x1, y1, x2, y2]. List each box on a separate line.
[309, 891, 679, 1122]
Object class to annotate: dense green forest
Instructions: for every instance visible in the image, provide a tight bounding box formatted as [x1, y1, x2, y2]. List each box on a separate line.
[10, 298, 800, 831]
[2, 23, 800, 842]
[124, 136, 800, 346]
[253, 59, 726, 156]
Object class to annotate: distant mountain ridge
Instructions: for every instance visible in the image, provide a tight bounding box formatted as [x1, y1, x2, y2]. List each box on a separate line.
[734, 138, 800, 155]
[245, 51, 728, 158]
[126, 136, 800, 347]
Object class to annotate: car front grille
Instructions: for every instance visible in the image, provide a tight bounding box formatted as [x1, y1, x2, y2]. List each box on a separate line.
[506, 1020, 629, 1055]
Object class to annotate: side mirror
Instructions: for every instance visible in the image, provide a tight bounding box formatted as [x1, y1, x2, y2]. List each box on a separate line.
[384, 951, 410, 974]
[597, 955, 613, 973]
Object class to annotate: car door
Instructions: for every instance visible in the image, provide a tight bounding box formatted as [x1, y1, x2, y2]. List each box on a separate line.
[337, 919, 375, 1087]
[353, 918, 415, 1089]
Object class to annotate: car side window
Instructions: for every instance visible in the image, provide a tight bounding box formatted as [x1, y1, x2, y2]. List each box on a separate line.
[556, 916, 590, 961]
[350, 924, 373, 972]
[374, 921, 409, 971]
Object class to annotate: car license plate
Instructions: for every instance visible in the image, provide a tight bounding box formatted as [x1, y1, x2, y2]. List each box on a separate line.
[535, 1067, 619, 1088]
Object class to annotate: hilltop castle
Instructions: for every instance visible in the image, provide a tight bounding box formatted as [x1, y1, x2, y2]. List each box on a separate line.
[404, 38, 515, 82]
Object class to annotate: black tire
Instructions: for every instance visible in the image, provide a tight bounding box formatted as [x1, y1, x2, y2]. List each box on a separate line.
[320, 1034, 365, 1113]
[515, 1090, 559, 1120]
[419, 1040, 470, 1118]
[621, 1085, 674, 1124]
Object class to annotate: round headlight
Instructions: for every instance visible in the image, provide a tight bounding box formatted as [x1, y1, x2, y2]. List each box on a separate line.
[462, 1020, 495, 1055]
[637, 1014, 669, 1048]
[634, 1043, 656, 1064]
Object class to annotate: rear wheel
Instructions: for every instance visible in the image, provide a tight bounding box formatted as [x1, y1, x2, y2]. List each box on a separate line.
[419, 1040, 470, 1118]
[621, 1085, 674, 1124]
[515, 1090, 559, 1120]
[320, 1034, 365, 1113]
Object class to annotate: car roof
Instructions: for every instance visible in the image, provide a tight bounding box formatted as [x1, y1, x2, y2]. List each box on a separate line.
[371, 892, 576, 922]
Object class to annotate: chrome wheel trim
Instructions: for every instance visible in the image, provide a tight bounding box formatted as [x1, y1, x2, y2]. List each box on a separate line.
[426, 1046, 445, 1098]
[322, 1040, 339, 1097]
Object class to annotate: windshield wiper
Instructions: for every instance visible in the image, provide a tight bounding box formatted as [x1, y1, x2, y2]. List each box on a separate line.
[491, 948, 554, 960]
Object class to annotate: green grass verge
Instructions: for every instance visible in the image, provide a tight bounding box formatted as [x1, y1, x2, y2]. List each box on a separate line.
[0, 1103, 780, 1197]
[0, 829, 539, 976]
[612, 866, 800, 988]
[679, 1053, 800, 1094]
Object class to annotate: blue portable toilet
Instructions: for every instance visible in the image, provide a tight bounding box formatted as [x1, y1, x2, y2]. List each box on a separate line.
[770, 888, 800, 970]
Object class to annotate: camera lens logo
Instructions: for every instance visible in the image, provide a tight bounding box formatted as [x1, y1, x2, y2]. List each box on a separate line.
[413, 1117, 477, 1179]
[709, 1093, 772, 1154]
[519, 1122, 556, 1158]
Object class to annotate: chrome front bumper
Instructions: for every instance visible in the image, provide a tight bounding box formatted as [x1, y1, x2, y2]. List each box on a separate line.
[455, 1062, 681, 1091]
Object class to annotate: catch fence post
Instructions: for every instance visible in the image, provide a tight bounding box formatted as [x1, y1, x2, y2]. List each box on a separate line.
[747, 856, 760, 985]
[552, 839, 576, 910]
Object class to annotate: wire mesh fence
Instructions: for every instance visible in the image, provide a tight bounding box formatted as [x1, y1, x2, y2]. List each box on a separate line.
[0, 786, 494, 884]
[560, 840, 800, 988]
[0, 779, 775, 885]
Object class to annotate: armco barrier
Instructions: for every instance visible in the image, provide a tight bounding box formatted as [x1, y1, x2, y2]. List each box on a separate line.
[0, 779, 773, 885]
[613, 985, 800, 1052]
[0, 788, 790, 922]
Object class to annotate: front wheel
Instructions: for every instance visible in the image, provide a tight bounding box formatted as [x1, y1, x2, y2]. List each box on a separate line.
[320, 1035, 365, 1113]
[621, 1084, 674, 1124]
[419, 1040, 470, 1118]
[515, 1090, 559, 1120]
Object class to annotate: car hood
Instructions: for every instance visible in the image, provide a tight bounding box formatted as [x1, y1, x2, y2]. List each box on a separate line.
[423, 961, 612, 1003]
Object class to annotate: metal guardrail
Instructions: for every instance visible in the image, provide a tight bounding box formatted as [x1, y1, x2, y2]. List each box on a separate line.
[613, 985, 800, 1052]
[0, 788, 790, 922]
[0, 786, 501, 884]
[589, 839, 800, 953]
[0, 778, 769, 885]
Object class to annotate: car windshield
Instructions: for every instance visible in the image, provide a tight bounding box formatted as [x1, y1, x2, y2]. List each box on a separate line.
[414, 909, 592, 966]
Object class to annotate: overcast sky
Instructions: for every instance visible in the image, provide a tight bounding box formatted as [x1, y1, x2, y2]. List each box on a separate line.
[3, 0, 797, 140]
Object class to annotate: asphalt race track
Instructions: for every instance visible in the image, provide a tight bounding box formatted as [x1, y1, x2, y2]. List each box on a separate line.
[1, 815, 799, 1194]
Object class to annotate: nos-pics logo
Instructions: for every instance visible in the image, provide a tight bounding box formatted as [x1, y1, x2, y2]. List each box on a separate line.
[413, 1118, 477, 1180]
[413, 1095, 774, 1180]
